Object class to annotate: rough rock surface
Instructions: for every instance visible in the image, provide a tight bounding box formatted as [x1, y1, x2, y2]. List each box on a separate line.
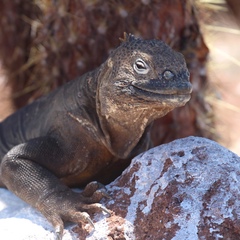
[76, 136, 240, 240]
[1, 136, 240, 239]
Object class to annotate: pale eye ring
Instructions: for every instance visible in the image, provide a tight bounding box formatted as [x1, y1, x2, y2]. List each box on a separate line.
[133, 58, 149, 74]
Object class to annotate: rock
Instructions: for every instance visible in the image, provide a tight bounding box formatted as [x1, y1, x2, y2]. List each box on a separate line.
[1, 136, 240, 239]
[74, 136, 240, 239]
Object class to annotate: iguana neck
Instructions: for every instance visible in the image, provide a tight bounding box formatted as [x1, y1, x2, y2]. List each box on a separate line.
[97, 99, 171, 159]
[75, 70, 99, 109]
[60, 69, 103, 137]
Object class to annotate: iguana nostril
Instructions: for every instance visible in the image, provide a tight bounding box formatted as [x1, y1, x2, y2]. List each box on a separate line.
[163, 70, 174, 80]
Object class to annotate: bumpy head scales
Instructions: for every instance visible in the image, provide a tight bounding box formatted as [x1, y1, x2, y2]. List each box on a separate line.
[115, 33, 178, 63]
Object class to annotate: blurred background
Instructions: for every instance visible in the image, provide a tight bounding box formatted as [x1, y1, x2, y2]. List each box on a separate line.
[202, 0, 240, 155]
[0, 0, 239, 155]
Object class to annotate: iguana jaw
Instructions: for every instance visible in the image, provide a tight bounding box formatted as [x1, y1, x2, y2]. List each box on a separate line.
[131, 80, 192, 95]
[130, 85, 191, 106]
[129, 78, 192, 105]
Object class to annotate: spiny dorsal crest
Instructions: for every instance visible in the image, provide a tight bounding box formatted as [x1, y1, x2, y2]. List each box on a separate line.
[119, 32, 138, 42]
[119, 33, 167, 52]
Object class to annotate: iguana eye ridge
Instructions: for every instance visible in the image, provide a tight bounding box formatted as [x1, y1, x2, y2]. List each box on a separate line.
[133, 58, 149, 74]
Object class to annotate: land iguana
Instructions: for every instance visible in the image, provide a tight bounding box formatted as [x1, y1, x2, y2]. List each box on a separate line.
[0, 33, 192, 239]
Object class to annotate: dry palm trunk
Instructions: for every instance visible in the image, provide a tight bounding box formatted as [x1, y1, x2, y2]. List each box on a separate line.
[0, 0, 213, 145]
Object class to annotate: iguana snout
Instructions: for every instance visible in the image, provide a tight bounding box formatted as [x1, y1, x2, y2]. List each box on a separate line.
[131, 69, 192, 96]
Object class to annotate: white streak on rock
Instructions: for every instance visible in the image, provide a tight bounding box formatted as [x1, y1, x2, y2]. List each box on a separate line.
[86, 214, 110, 240]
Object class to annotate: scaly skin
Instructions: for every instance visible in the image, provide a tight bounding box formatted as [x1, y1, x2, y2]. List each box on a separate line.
[0, 34, 192, 239]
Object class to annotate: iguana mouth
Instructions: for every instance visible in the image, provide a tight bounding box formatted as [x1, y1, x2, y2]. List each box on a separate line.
[131, 79, 192, 96]
[131, 83, 192, 96]
[130, 85, 192, 104]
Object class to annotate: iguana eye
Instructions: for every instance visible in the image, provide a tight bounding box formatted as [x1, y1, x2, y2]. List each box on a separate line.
[133, 59, 149, 74]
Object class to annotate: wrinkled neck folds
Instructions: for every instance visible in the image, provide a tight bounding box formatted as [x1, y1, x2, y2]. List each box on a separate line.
[97, 92, 172, 159]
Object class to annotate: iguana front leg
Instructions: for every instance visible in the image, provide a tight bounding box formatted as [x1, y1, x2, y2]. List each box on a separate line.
[0, 137, 109, 239]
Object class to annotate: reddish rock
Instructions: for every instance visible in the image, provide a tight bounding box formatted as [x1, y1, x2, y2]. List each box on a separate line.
[73, 136, 240, 240]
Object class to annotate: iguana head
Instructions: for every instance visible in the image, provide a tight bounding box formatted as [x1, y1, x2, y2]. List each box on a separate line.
[98, 33, 192, 112]
[97, 33, 192, 158]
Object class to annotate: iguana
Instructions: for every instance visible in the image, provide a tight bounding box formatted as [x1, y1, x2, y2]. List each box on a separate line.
[0, 34, 192, 239]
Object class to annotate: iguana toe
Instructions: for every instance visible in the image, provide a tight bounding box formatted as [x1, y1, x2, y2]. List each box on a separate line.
[82, 181, 111, 202]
